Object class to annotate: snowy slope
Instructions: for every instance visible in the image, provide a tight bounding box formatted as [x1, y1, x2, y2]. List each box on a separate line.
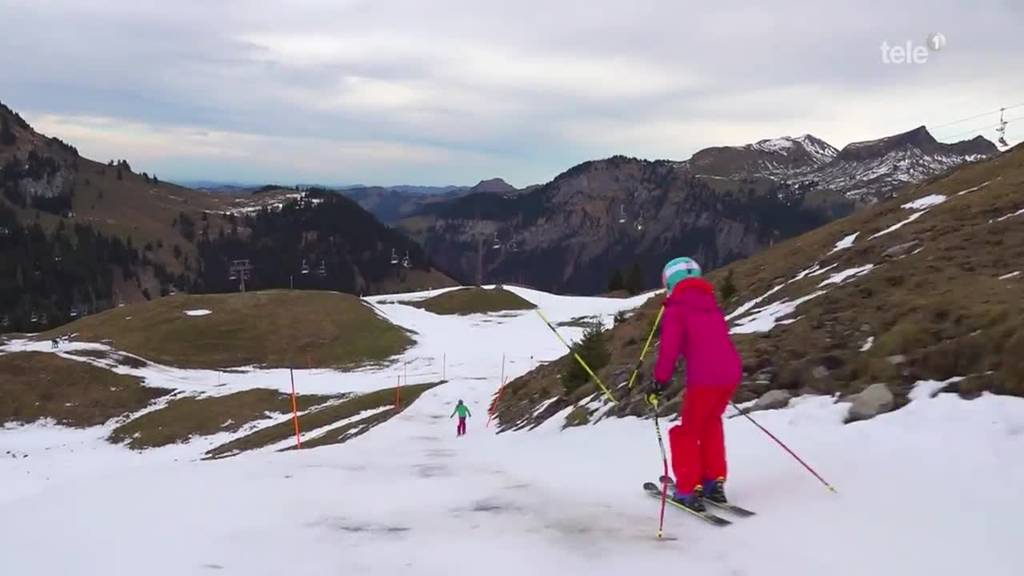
[1, 287, 1023, 575]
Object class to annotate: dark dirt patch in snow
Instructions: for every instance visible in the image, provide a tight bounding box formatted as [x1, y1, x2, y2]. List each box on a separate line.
[466, 498, 526, 514]
[311, 517, 411, 535]
[414, 463, 450, 478]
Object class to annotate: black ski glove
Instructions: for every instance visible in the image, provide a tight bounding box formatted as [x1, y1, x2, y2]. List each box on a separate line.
[646, 378, 669, 406]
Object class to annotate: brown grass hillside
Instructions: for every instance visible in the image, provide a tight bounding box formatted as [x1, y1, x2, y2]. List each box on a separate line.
[0, 352, 171, 427]
[44, 290, 413, 369]
[410, 286, 536, 315]
[495, 144, 1024, 430]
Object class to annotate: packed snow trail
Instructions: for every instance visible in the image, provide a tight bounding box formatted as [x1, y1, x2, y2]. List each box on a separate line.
[2, 287, 1023, 575]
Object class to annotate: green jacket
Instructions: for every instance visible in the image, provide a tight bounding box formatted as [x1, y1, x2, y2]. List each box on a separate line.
[452, 404, 471, 418]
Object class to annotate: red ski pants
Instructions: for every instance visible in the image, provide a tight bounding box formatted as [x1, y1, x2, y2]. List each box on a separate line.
[457, 417, 467, 436]
[669, 385, 736, 493]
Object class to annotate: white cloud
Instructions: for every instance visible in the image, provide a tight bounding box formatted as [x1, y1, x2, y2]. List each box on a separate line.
[1, 0, 1021, 185]
[28, 113, 496, 184]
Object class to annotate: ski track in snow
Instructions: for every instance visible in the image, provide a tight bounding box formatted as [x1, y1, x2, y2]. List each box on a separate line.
[2, 286, 1024, 576]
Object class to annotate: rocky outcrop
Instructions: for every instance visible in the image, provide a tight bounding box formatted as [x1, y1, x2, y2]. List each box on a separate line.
[403, 157, 828, 293]
[846, 383, 895, 422]
[751, 389, 792, 412]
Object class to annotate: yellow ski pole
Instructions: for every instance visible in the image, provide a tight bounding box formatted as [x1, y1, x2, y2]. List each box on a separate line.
[626, 303, 665, 390]
[535, 309, 618, 405]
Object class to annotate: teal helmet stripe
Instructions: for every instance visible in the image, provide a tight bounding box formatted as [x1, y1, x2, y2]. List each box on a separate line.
[662, 257, 702, 291]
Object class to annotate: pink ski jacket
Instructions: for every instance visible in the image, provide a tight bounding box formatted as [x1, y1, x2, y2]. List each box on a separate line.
[653, 278, 743, 388]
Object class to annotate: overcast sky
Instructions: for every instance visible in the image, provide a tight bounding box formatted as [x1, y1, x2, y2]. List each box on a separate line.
[1, 0, 1021, 187]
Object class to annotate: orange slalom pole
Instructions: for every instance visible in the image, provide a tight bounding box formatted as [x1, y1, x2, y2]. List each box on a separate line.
[289, 368, 302, 449]
[486, 377, 509, 428]
[395, 374, 402, 409]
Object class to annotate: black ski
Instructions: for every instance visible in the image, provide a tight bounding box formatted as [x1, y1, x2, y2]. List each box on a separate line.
[657, 476, 756, 517]
[643, 482, 731, 527]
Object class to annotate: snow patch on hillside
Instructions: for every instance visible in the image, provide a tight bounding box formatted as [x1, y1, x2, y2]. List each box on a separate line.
[992, 208, 1024, 223]
[901, 194, 947, 210]
[829, 232, 859, 254]
[869, 211, 927, 239]
[819, 264, 875, 286]
[730, 290, 827, 334]
[860, 336, 875, 352]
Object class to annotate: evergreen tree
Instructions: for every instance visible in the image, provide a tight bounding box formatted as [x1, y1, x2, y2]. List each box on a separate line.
[625, 262, 645, 295]
[719, 269, 737, 302]
[608, 269, 625, 292]
[562, 323, 610, 392]
[0, 115, 15, 146]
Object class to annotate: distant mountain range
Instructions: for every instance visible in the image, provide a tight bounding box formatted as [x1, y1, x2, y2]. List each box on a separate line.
[691, 127, 995, 208]
[339, 178, 523, 224]
[0, 93, 1002, 325]
[395, 127, 998, 294]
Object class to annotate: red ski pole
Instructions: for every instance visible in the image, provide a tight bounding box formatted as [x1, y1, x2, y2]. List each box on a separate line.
[651, 398, 670, 539]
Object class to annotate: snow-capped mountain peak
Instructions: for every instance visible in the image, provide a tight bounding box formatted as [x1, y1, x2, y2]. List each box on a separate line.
[690, 127, 997, 203]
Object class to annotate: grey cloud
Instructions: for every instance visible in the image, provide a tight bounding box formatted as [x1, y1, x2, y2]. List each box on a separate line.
[0, 0, 1020, 186]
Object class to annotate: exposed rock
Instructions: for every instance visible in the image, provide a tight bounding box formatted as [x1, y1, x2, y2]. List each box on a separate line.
[847, 383, 895, 422]
[882, 240, 923, 260]
[752, 389, 792, 412]
[887, 355, 907, 365]
[811, 365, 830, 379]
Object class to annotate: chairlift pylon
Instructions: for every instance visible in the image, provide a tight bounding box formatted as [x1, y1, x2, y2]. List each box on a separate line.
[401, 251, 411, 269]
[491, 233, 502, 250]
[618, 204, 627, 224]
[996, 107, 1010, 148]
[390, 248, 399, 265]
[317, 260, 327, 277]
[301, 259, 310, 275]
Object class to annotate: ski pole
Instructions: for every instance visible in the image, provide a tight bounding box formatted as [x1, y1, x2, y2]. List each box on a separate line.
[730, 401, 838, 494]
[535, 309, 618, 405]
[626, 304, 665, 390]
[650, 396, 670, 539]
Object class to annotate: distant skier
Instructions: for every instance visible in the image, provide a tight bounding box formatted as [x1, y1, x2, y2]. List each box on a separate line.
[450, 400, 471, 437]
[647, 257, 743, 513]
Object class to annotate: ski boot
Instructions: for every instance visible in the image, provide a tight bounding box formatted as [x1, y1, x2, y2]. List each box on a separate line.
[702, 477, 728, 505]
[671, 485, 706, 513]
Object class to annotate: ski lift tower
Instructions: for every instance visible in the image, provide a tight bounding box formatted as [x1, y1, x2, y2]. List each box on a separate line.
[997, 108, 1009, 148]
[229, 259, 253, 292]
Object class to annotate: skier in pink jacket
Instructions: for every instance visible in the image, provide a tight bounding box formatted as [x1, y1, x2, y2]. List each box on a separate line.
[649, 257, 743, 513]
